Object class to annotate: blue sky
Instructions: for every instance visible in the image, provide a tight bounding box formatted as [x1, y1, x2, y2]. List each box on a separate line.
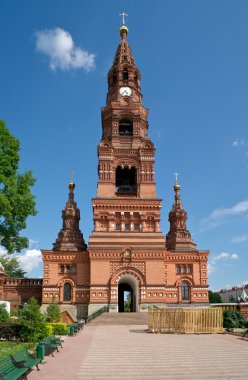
[0, 0, 248, 291]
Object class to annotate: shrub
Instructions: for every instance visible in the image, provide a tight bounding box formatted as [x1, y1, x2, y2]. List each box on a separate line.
[47, 323, 69, 335]
[45, 324, 54, 336]
[223, 309, 248, 330]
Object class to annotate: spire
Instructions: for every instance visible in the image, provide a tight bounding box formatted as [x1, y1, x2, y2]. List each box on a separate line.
[106, 17, 141, 102]
[112, 25, 135, 68]
[239, 287, 248, 302]
[53, 181, 87, 251]
[166, 180, 196, 251]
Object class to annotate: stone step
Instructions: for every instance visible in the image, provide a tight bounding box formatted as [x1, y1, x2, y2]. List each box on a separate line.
[88, 312, 148, 325]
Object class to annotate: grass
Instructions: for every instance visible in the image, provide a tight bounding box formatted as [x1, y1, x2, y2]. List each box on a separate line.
[0, 341, 35, 358]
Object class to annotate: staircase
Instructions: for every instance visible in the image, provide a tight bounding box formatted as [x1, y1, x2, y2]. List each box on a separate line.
[87, 312, 148, 325]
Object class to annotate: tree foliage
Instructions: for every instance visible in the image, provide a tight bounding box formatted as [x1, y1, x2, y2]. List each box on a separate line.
[0, 120, 37, 253]
[223, 309, 248, 330]
[209, 290, 222, 303]
[46, 297, 61, 323]
[0, 256, 26, 277]
[0, 303, 9, 323]
[18, 297, 46, 342]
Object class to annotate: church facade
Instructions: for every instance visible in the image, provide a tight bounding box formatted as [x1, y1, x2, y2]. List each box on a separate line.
[41, 24, 209, 318]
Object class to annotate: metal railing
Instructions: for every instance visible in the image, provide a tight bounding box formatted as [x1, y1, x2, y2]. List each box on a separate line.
[85, 305, 109, 324]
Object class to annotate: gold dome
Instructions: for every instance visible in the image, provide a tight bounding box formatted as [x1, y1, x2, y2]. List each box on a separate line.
[120, 25, 128, 36]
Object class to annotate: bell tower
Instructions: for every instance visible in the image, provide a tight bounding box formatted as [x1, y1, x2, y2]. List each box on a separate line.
[88, 22, 167, 313]
[90, 23, 165, 244]
[97, 24, 158, 200]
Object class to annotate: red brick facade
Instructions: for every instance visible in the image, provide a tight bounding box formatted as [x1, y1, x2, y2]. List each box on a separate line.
[0, 25, 209, 317]
[0, 266, 42, 310]
[41, 25, 209, 318]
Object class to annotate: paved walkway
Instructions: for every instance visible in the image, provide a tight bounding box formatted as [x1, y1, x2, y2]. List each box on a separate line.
[28, 313, 248, 380]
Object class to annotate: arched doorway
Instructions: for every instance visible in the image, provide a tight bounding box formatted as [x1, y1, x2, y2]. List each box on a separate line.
[118, 274, 139, 312]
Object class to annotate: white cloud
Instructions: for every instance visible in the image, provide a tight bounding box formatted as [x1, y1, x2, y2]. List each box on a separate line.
[201, 200, 248, 230]
[231, 234, 248, 244]
[212, 252, 239, 261]
[207, 262, 215, 275]
[210, 200, 248, 219]
[35, 28, 95, 72]
[208, 252, 239, 276]
[29, 239, 39, 247]
[17, 249, 42, 274]
[232, 139, 246, 148]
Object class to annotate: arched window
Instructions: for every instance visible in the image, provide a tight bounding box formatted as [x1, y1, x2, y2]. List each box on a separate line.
[119, 119, 133, 136]
[123, 69, 128, 81]
[181, 282, 190, 301]
[112, 71, 117, 84]
[64, 283, 72, 301]
[60, 265, 64, 274]
[116, 166, 137, 194]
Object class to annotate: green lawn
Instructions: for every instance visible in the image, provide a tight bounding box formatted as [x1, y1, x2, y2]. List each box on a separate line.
[0, 341, 34, 358]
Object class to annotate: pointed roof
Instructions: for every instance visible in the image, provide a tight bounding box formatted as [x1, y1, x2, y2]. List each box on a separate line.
[239, 288, 248, 302]
[166, 182, 196, 251]
[53, 182, 87, 252]
[111, 25, 136, 68]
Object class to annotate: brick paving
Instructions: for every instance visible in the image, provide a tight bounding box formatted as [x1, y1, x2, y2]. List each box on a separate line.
[28, 313, 248, 380]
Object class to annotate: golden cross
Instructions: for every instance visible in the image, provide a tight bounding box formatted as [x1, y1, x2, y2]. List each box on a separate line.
[70, 170, 74, 183]
[174, 172, 179, 184]
[119, 12, 128, 25]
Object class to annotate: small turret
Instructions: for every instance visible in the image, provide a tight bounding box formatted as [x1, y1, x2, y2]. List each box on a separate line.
[166, 179, 196, 251]
[53, 181, 87, 251]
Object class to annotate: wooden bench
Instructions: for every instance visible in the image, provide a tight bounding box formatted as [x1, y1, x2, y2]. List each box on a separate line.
[0, 355, 29, 380]
[11, 349, 41, 371]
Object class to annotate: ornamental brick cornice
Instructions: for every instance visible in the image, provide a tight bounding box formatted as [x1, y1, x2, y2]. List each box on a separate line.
[113, 149, 139, 156]
[41, 250, 89, 262]
[92, 198, 162, 209]
[165, 253, 208, 262]
[89, 249, 166, 259]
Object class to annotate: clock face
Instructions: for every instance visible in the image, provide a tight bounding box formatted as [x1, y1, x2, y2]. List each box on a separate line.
[119, 87, 132, 97]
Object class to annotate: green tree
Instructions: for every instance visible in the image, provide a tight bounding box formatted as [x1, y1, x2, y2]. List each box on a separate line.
[124, 293, 131, 312]
[46, 297, 61, 323]
[0, 256, 26, 277]
[19, 297, 46, 342]
[209, 290, 222, 303]
[229, 295, 236, 303]
[223, 309, 248, 330]
[0, 303, 9, 323]
[0, 120, 37, 254]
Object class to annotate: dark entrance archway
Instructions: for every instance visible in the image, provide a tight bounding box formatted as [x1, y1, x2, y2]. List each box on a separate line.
[118, 283, 135, 312]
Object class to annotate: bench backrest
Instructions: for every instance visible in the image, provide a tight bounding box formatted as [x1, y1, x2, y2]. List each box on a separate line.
[0, 355, 16, 375]
[11, 349, 29, 363]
